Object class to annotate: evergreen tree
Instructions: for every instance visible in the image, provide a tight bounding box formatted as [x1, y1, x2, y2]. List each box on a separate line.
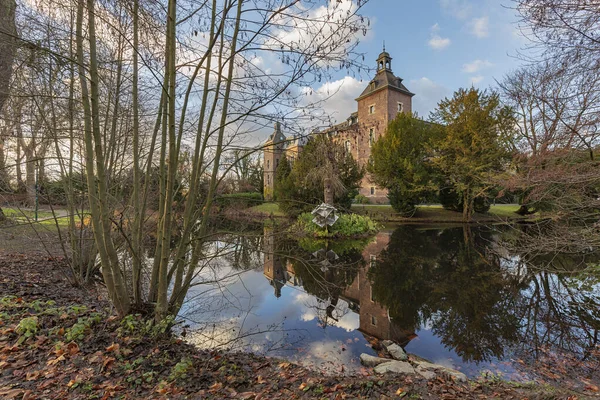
[431, 88, 514, 221]
[368, 113, 438, 214]
[274, 155, 291, 201]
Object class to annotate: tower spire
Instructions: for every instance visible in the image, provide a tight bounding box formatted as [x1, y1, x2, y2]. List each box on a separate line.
[383, 40, 385, 52]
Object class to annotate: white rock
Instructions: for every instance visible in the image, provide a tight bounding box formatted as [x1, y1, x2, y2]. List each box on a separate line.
[385, 343, 408, 361]
[412, 360, 467, 382]
[442, 369, 467, 382]
[373, 360, 415, 375]
[359, 353, 391, 367]
[415, 366, 436, 380]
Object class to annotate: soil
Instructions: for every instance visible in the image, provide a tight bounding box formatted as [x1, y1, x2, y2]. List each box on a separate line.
[0, 253, 596, 399]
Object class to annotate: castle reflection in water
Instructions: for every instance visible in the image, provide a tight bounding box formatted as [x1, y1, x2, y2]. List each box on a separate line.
[262, 227, 416, 347]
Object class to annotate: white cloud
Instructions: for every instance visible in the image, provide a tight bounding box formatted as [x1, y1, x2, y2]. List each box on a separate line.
[469, 16, 489, 38]
[470, 75, 484, 85]
[408, 77, 450, 118]
[428, 24, 451, 50]
[302, 76, 365, 123]
[439, 0, 472, 20]
[462, 59, 493, 73]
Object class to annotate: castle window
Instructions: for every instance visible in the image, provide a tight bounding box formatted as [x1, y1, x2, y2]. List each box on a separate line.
[370, 187, 375, 195]
[345, 140, 351, 153]
[267, 160, 270, 169]
[371, 315, 377, 326]
[369, 128, 375, 147]
[276, 158, 279, 167]
[267, 175, 270, 184]
[369, 105, 375, 114]
[398, 102, 403, 112]
[370, 286, 375, 302]
[370, 255, 376, 268]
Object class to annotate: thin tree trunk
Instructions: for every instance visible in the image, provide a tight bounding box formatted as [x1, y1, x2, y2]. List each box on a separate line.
[156, 0, 178, 321]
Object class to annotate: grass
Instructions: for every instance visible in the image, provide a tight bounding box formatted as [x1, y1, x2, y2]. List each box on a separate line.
[2, 207, 55, 220]
[248, 203, 528, 223]
[351, 203, 529, 222]
[291, 212, 381, 238]
[247, 202, 285, 217]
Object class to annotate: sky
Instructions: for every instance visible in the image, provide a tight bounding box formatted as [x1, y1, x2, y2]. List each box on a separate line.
[310, 0, 528, 124]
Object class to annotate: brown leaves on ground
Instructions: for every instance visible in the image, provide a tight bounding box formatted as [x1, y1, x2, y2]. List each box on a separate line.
[0, 253, 597, 399]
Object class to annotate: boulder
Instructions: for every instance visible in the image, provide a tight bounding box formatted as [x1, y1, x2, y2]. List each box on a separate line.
[411, 360, 467, 382]
[359, 353, 391, 367]
[373, 360, 415, 375]
[415, 366, 436, 380]
[382, 342, 408, 361]
[441, 368, 467, 382]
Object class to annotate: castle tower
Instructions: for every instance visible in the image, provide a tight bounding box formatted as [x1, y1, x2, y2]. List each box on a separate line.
[263, 122, 286, 201]
[354, 50, 415, 200]
[263, 227, 285, 298]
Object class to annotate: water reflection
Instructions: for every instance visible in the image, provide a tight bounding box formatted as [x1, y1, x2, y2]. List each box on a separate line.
[182, 224, 600, 382]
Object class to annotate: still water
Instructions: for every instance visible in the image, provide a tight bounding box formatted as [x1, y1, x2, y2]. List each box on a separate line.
[180, 224, 600, 382]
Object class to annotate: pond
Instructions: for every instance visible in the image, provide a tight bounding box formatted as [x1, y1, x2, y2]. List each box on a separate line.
[180, 224, 600, 382]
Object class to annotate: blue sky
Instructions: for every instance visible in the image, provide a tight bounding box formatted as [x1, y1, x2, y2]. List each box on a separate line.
[317, 0, 528, 121]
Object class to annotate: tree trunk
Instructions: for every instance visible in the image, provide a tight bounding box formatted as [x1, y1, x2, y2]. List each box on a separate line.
[462, 187, 473, 222]
[0, 0, 17, 113]
[324, 176, 334, 205]
[24, 148, 35, 207]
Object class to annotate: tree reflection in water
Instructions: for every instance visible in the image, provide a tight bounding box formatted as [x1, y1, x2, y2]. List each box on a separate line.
[366, 225, 599, 378]
[185, 224, 599, 380]
[268, 224, 599, 377]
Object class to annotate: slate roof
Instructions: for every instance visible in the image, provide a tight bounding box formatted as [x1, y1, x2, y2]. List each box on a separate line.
[267, 122, 286, 143]
[356, 69, 415, 100]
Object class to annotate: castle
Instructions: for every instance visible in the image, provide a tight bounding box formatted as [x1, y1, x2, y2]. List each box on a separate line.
[264, 50, 415, 203]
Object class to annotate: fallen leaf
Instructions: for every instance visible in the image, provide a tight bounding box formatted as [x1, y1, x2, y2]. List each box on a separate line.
[0, 388, 24, 399]
[105, 343, 120, 353]
[66, 341, 79, 355]
[47, 355, 65, 366]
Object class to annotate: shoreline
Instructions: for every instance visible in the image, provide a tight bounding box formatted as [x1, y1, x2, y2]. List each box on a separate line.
[0, 252, 592, 399]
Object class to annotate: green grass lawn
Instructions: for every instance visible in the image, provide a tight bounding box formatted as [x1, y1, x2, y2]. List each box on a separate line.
[247, 202, 285, 216]
[2, 207, 54, 220]
[249, 202, 525, 222]
[1, 206, 72, 228]
[351, 203, 525, 222]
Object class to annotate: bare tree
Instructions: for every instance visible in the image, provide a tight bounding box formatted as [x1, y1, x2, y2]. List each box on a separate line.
[500, 0, 600, 253]
[0, 0, 17, 112]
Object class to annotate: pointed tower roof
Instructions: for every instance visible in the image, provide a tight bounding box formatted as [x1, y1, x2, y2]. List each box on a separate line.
[267, 121, 286, 143]
[356, 50, 415, 101]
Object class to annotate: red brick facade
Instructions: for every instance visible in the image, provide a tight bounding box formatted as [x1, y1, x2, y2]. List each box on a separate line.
[264, 51, 414, 203]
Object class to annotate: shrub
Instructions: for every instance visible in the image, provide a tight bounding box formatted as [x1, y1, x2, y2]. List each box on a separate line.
[292, 212, 380, 238]
[439, 186, 491, 213]
[215, 192, 263, 209]
[388, 185, 418, 215]
[354, 194, 369, 204]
